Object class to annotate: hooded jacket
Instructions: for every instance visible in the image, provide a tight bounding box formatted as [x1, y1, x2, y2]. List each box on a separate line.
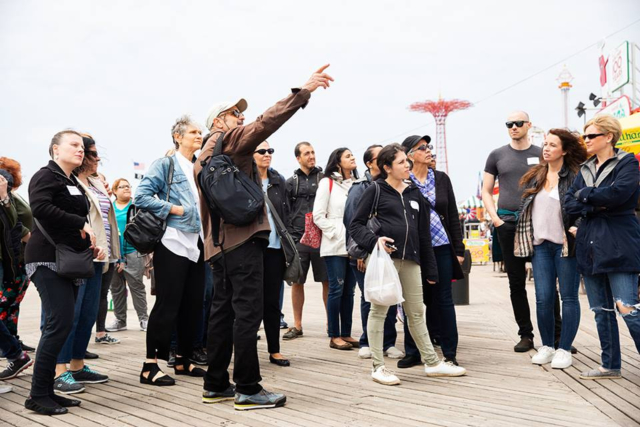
[349, 180, 438, 283]
[564, 149, 640, 275]
[285, 166, 323, 249]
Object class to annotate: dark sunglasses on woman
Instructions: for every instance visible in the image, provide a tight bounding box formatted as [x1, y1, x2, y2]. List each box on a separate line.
[255, 148, 275, 155]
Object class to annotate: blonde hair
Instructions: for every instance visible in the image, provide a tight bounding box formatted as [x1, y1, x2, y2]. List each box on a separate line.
[584, 114, 622, 146]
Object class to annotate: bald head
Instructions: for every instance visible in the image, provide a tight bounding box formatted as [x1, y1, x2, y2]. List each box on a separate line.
[507, 111, 530, 122]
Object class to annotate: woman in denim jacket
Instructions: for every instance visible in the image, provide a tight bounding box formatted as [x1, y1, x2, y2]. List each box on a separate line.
[136, 115, 206, 386]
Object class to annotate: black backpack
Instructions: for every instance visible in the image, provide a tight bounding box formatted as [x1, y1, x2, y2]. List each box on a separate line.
[198, 132, 264, 246]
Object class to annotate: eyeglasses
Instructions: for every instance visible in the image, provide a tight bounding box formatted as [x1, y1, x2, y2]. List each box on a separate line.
[505, 121, 529, 128]
[254, 148, 275, 155]
[582, 133, 605, 141]
[117, 185, 131, 190]
[410, 144, 433, 154]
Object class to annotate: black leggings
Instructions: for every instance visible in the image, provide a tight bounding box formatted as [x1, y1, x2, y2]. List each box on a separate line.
[263, 248, 286, 354]
[145, 242, 204, 361]
[96, 263, 116, 333]
[30, 267, 78, 398]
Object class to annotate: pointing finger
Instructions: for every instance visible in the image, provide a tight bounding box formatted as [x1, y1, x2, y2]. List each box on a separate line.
[315, 63, 330, 74]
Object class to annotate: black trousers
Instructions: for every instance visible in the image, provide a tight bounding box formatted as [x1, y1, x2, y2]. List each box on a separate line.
[496, 221, 562, 340]
[96, 263, 116, 333]
[205, 238, 266, 396]
[264, 248, 286, 355]
[31, 267, 78, 398]
[146, 242, 204, 360]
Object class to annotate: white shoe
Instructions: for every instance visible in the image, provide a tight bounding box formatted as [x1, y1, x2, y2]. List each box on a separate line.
[105, 319, 127, 332]
[383, 346, 404, 359]
[358, 347, 372, 359]
[425, 360, 467, 377]
[140, 320, 148, 332]
[0, 384, 12, 394]
[551, 349, 572, 369]
[531, 346, 555, 365]
[371, 366, 401, 385]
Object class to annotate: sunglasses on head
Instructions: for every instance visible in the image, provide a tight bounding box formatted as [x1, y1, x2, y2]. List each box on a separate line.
[582, 133, 605, 141]
[505, 121, 528, 128]
[254, 148, 275, 155]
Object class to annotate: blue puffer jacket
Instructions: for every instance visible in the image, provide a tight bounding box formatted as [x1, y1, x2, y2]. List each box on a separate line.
[564, 149, 640, 275]
[134, 154, 201, 234]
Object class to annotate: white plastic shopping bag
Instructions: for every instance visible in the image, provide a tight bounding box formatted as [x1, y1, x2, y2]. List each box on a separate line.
[364, 243, 404, 306]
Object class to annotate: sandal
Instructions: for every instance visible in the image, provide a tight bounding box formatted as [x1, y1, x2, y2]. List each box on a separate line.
[174, 357, 206, 377]
[140, 362, 175, 386]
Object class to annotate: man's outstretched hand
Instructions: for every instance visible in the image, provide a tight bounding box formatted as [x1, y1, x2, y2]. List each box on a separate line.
[302, 64, 334, 93]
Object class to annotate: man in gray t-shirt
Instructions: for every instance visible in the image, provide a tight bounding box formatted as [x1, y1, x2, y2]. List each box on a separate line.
[482, 111, 541, 352]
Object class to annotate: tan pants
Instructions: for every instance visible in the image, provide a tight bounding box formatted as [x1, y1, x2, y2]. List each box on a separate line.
[367, 258, 440, 369]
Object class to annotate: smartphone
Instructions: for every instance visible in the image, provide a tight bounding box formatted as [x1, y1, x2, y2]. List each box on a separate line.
[384, 242, 397, 251]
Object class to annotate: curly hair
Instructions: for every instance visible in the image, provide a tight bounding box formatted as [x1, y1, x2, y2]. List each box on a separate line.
[0, 157, 22, 190]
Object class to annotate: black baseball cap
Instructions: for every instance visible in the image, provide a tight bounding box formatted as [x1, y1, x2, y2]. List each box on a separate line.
[401, 135, 432, 153]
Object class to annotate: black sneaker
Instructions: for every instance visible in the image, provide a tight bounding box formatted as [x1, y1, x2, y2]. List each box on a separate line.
[397, 355, 422, 369]
[190, 347, 208, 366]
[84, 350, 99, 359]
[514, 337, 534, 353]
[167, 349, 176, 368]
[0, 352, 33, 380]
[71, 365, 108, 384]
[202, 385, 235, 404]
[53, 372, 85, 394]
[444, 357, 459, 366]
[234, 389, 286, 410]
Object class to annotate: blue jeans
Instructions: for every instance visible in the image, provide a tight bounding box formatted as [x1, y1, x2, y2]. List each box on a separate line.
[324, 256, 356, 338]
[0, 264, 22, 360]
[352, 264, 397, 349]
[532, 241, 581, 351]
[57, 262, 104, 363]
[583, 272, 640, 370]
[405, 244, 459, 360]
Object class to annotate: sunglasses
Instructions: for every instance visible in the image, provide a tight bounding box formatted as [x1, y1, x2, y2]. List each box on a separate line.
[117, 185, 131, 190]
[254, 148, 275, 155]
[218, 109, 242, 119]
[582, 133, 605, 141]
[505, 121, 529, 128]
[410, 144, 433, 153]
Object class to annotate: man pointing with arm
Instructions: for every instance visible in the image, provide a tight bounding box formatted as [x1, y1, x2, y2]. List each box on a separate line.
[195, 65, 333, 410]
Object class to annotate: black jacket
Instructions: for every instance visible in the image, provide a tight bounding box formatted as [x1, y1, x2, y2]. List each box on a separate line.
[285, 167, 323, 246]
[266, 168, 291, 233]
[349, 180, 438, 283]
[25, 161, 91, 264]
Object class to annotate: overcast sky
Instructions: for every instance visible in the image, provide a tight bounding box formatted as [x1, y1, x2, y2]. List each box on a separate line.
[2, 0, 639, 202]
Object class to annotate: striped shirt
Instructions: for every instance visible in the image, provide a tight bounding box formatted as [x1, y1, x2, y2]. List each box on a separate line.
[89, 184, 112, 258]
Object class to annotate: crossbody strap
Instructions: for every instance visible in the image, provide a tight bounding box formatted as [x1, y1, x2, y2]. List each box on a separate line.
[34, 218, 57, 248]
[165, 156, 175, 202]
[370, 182, 380, 218]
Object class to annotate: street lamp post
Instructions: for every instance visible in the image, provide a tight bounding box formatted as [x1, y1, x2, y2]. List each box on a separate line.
[557, 65, 574, 129]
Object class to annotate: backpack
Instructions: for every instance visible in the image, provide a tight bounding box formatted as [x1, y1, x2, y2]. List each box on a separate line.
[198, 132, 265, 246]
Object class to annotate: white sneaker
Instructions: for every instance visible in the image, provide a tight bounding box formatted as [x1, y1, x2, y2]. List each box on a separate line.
[105, 319, 127, 332]
[383, 346, 405, 359]
[425, 360, 467, 377]
[358, 347, 372, 359]
[140, 320, 148, 332]
[0, 384, 12, 394]
[371, 366, 401, 385]
[551, 349, 572, 369]
[531, 346, 555, 365]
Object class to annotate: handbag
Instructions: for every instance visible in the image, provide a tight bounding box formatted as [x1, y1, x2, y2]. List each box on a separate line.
[124, 156, 175, 255]
[34, 218, 95, 279]
[347, 182, 381, 259]
[264, 195, 304, 284]
[300, 178, 333, 249]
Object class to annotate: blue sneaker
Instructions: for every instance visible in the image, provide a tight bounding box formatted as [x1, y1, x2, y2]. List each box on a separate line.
[71, 365, 108, 384]
[202, 385, 236, 404]
[54, 371, 85, 394]
[234, 389, 286, 410]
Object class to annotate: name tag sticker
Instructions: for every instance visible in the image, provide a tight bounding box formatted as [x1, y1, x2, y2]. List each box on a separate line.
[410, 200, 419, 211]
[67, 185, 82, 196]
[549, 186, 560, 200]
[527, 157, 539, 165]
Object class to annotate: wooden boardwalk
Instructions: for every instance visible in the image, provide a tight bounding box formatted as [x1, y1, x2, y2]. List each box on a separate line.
[1, 264, 639, 426]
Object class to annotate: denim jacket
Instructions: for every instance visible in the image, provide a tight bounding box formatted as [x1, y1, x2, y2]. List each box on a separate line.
[134, 154, 201, 233]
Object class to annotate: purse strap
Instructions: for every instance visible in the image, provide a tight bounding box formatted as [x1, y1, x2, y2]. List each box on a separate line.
[369, 182, 381, 218]
[264, 194, 288, 237]
[165, 156, 175, 202]
[34, 218, 57, 248]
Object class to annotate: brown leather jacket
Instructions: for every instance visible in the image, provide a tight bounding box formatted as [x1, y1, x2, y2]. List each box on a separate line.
[195, 88, 311, 262]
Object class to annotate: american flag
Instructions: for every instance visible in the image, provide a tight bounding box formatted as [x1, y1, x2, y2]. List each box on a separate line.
[133, 162, 145, 171]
